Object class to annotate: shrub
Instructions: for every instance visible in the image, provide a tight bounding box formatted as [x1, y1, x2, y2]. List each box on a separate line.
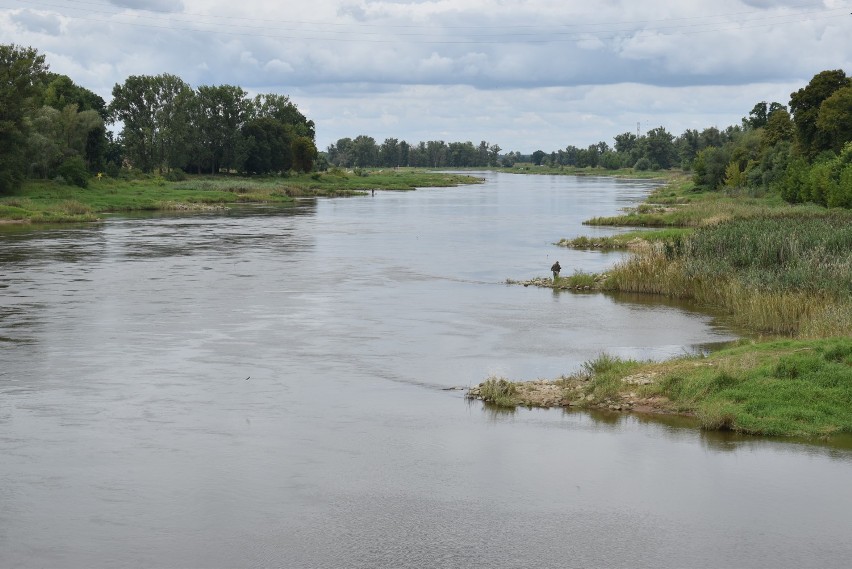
[634, 157, 651, 171]
[165, 168, 187, 182]
[58, 156, 89, 188]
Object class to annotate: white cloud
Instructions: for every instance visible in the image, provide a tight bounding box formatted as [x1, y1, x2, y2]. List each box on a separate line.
[2, 0, 849, 151]
[108, 0, 184, 13]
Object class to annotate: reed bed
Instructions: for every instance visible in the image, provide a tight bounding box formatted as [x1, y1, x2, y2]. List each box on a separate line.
[604, 214, 852, 337]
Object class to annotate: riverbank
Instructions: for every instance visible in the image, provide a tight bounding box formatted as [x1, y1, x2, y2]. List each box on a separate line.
[468, 337, 852, 437]
[0, 169, 482, 224]
[477, 172, 852, 438]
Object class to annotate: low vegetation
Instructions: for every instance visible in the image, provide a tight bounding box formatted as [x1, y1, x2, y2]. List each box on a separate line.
[575, 178, 852, 338]
[0, 169, 481, 223]
[491, 169, 852, 439]
[470, 340, 852, 438]
[557, 228, 691, 250]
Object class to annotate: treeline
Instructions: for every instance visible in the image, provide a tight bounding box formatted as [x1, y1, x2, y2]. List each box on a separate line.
[329, 69, 851, 208]
[0, 44, 317, 193]
[326, 137, 502, 169]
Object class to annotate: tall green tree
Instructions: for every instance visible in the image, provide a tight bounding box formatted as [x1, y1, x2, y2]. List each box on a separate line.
[425, 140, 447, 167]
[639, 126, 677, 169]
[251, 93, 315, 140]
[40, 73, 107, 120]
[0, 44, 48, 194]
[815, 86, 852, 154]
[351, 135, 378, 167]
[762, 108, 795, 150]
[789, 69, 850, 158]
[109, 73, 192, 173]
[291, 136, 318, 173]
[327, 137, 354, 167]
[192, 84, 250, 174]
[693, 146, 731, 190]
[241, 117, 293, 174]
[379, 138, 401, 167]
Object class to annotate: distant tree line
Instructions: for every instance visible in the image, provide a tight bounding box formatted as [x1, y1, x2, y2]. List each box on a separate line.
[2, 43, 849, 207]
[326, 137, 502, 169]
[0, 43, 317, 193]
[329, 70, 851, 208]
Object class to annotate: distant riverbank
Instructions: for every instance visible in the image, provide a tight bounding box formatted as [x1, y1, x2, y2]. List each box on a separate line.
[474, 171, 852, 439]
[0, 169, 482, 224]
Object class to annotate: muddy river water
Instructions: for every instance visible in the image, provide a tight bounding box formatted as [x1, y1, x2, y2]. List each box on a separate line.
[1, 172, 850, 568]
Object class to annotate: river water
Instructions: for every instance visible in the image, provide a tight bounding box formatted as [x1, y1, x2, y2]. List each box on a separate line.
[1, 172, 850, 568]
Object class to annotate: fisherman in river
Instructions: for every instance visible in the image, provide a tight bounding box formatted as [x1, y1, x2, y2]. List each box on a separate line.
[551, 261, 561, 282]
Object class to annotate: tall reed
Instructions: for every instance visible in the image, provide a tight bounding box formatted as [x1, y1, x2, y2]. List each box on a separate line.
[604, 214, 852, 337]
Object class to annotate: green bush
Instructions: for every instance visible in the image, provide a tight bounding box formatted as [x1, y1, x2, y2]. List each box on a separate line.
[165, 168, 187, 182]
[58, 156, 89, 188]
[633, 157, 651, 171]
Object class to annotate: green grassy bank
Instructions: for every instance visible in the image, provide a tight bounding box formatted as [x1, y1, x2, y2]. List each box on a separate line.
[564, 177, 852, 338]
[486, 172, 852, 439]
[474, 339, 852, 438]
[0, 169, 481, 223]
[496, 164, 667, 179]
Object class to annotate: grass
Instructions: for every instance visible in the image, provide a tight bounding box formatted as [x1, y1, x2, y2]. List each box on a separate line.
[477, 377, 519, 407]
[538, 340, 852, 437]
[0, 169, 482, 223]
[559, 270, 599, 289]
[496, 164, 670, 179]
[489, 172, 852, 439]
[578, 353, 644, 401]
[583, 175, 833, 228]
[648, 338, 852, 437]
[601, 214, 852, 337]
[557, 228, 692, 250]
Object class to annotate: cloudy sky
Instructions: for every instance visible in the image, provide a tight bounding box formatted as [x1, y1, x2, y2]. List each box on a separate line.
[3, 0, 851, 152]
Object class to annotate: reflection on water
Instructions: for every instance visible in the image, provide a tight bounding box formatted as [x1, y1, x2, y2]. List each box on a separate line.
[1, 172, 850, 568]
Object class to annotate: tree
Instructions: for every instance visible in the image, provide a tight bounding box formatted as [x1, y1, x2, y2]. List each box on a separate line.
[26, 104, 104, 177]
[399, 140, 411, 167]
[744, 101, 770, 129]
[425, 140, 447, 167]
[251, 93, 315, 140]
[789, 69, 850, 158]
[26, 106, 63, 178]
[640, 126, 677, 169]
[351, 135, 378, 167]
[692, 146, 731, 190]
[152, 74, 193, 172]
[815, 86, 852, 154]
[488, 143, 501, 166]
[40, 73, 107, 120]
[0, 44, 48, 194]
[291, 136, 318, 173]
[241, 117, 292, 174]
[614, 131, 637, 157]
[109, 73, 193, 173]
[191, 84, 250, 173]
[762, 108, 795, 150]
[675, 129, 700, 168]
[327, 137, 354, 167]
[379, 138, 401, 167]
[531, 150, 546, 166]
[698, 127, 723, 150]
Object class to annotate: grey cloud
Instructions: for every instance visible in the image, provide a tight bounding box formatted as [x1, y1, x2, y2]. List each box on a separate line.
[11, 10, 61, 35]
[108, 0, 184, 13]
[739, 0, 811, 7]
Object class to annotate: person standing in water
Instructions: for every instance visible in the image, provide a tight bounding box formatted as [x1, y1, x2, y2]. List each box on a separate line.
[551, 261, 561, 282]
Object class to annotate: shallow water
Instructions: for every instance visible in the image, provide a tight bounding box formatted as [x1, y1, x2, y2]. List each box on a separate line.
[1, 172, 850, 568]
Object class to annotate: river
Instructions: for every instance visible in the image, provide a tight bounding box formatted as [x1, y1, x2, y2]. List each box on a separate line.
[1, 172, 850, 568]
